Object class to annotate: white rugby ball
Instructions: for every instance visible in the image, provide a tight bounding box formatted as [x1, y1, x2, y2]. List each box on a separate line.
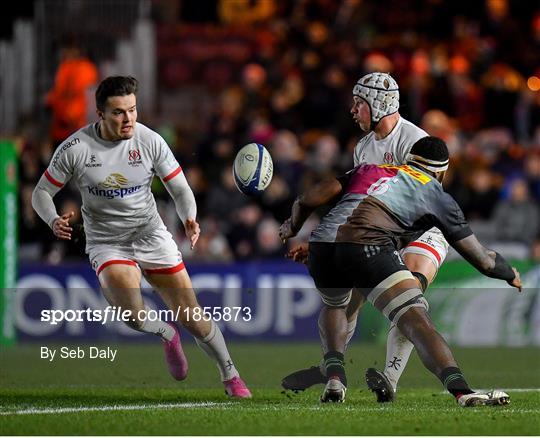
[233, 143, 273, 196]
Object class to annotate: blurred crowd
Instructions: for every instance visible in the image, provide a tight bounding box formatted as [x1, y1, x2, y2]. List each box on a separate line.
[17, 0, 540, 263]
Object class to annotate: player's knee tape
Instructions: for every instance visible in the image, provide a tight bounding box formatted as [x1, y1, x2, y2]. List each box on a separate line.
[380, 288, 425, 323]
[320, 290, 352, 307]
[412, 271, 428, 292]
[367, 271, 416, 304]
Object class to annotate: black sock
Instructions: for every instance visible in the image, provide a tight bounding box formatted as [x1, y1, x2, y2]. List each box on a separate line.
[439, 367, 473, 398]
[324, 351, 347, 386]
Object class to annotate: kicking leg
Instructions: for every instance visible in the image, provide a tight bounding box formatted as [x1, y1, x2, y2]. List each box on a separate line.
[374, 279, 509, 406]
[146, 267, 251, 398]
[98, 263, 186, 380]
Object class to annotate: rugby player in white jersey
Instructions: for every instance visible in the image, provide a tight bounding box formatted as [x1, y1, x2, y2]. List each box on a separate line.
[282, 72, 449, 402]
[32, 76, 251, 398]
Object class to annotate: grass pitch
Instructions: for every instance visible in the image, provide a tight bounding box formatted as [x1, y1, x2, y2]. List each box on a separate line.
[1, 342, 539, 435]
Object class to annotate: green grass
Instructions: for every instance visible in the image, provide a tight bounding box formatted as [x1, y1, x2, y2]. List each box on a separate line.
[1, 342, 539, 435]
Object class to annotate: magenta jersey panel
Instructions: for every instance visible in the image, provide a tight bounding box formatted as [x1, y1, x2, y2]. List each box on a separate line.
[346, 165, 399, 195]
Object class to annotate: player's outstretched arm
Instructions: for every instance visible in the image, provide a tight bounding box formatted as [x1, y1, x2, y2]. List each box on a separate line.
[280, 178, 343, 243]
[162, 170, 198, 249]
[452, 234, 522, 291]
[31, 175, 73, 239]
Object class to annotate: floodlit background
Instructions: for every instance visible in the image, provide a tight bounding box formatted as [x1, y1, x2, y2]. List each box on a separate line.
[1, 0, 539, 349]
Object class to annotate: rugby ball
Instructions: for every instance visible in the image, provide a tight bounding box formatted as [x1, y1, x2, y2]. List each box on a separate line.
[233, 143, 273, 196]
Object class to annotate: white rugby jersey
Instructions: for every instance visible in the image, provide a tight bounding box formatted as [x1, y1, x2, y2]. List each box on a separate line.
[43, 122, 182, 244]
[353, 117, 428, 167]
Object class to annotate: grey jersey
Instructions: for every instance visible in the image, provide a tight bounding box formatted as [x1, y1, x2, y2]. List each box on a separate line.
[44, 122, 182, 245]
[353, 117, 428, 167]
[310, 164, 472, 247]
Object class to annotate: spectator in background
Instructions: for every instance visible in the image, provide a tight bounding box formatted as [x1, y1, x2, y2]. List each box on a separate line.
[491, 178, 540, 245]
[205, 166, 247, 231]
[305, 133, 342, 175]
[269, 130, 305, 194]
[420, 110, 463, 159]
[524, 152, 540, 201]
[260, 174, 295, 223]
[179, 217, 233, 263]
[45, 37, 99, 146]
[218, 0, 276, 25]
[463, 168, 500, 220]
[226, 203, 262, 260]
[256, 217, 285, 258]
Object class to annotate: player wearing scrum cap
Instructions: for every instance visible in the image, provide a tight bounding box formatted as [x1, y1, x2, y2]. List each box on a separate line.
[279, 136, 521, 405]
[32, 76, 251, 398]
[282, 72, 452, 402]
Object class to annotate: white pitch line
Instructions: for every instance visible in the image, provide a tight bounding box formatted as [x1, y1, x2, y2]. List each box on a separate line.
[499, 388, 540, 392]
[1, 402, 539, 416]
[0, 401, 229, 416]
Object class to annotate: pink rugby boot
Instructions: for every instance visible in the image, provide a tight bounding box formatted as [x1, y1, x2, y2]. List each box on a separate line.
[224, 376, 252, 399]
[163, 322, 188, 380]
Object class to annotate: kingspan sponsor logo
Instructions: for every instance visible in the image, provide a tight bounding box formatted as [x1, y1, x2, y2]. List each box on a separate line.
[87, 173, 142, 199]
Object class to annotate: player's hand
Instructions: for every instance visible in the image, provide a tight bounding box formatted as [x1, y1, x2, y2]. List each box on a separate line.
[52, 211, 74, 240]
[279, 218, 296, 243]
[509, 267, 522, 292]
[185, 218, 200, 250]
[286, 243, 309, 264]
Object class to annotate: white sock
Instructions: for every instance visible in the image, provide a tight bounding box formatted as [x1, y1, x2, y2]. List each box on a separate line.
[383, 323, 414, 391]
[195, 321, 239, 381]
[138, 306, 175, 341]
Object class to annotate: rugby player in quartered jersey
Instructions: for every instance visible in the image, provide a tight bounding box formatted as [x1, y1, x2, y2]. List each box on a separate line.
[281, 72, 447, 400]
[32, 75, 251, 398]
[279, 136, 521, 405]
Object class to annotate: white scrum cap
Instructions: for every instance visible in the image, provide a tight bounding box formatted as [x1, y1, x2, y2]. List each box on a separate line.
[352, 72, 399, 124]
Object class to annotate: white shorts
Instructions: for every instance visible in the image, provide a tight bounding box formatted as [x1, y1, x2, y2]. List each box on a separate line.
[401, 227, 449, 270]
[88, 228, 184, 277]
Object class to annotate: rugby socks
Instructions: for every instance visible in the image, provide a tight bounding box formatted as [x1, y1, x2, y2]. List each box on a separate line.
[383, 323, 414, 391]
[318, 319, 357, 377]
[319, 319, 357, 354]
[195, 321, 239, 381]
[324, 351, 347, 386]
[439, 367, 473, 398]
[138, 306, 176, 341]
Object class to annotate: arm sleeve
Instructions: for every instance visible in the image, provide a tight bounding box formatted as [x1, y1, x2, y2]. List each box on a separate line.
[152, 135, 196, 225]
[31, 141, 75, 228]
[162, 168, 197, 226]
[46, 141, 75, 187]
[153, 136, 182, 182]
[31, 175, 62, 228]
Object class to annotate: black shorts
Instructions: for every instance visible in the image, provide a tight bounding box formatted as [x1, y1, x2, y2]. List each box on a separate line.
[308, 242, 411, 305]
